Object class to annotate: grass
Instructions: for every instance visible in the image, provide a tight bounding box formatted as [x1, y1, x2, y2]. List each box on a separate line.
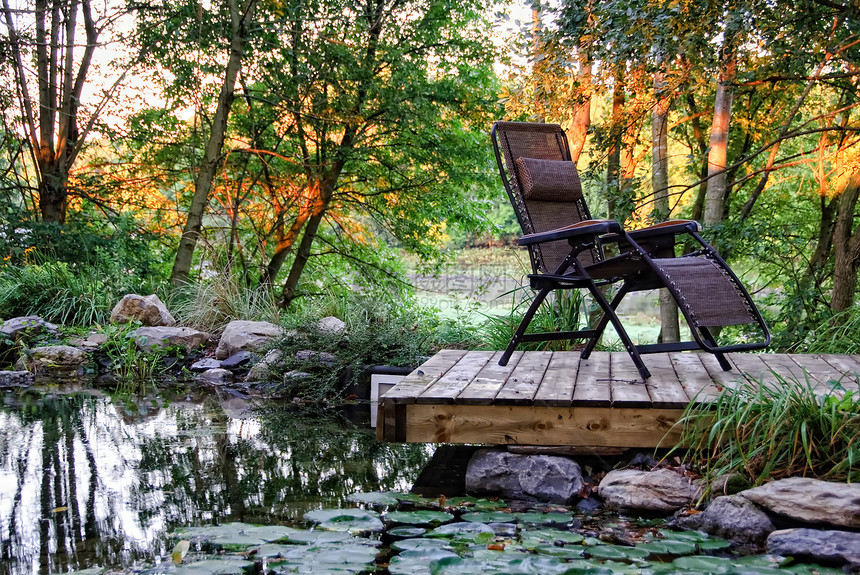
[677, 372, 860, 490]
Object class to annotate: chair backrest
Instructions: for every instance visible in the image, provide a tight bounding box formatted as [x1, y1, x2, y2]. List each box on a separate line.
[491, 121, 596, 275]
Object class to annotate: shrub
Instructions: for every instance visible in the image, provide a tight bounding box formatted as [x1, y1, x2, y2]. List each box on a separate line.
[677, 373, 860, 488]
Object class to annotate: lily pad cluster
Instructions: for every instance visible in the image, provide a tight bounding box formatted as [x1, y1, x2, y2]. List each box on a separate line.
[68, 492, 847, 574]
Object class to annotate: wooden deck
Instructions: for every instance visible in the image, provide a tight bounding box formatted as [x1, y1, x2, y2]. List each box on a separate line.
[376, 350, 860, 448]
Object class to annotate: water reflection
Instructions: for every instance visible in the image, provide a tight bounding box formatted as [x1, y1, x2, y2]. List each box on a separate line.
[0, 388, 432, 574]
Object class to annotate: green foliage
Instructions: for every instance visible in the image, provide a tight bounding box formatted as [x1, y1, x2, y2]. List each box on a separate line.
[97, 322, 179, 391]
[678, 375, 860, 488]
[795, 308, 860, 355]
[265, 296, 443, 401]
[479, 289, 585, 352]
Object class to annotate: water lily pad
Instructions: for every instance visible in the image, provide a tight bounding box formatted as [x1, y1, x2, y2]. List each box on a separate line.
[460, 511, 515, 523]
[388, 526, 427, 538]
[388, 548, 460, 575]
[303, 508, 383, 533]
[347, 491, 401, 506]
[532, 543, 585, 559]
[427, 521, 495, 540]
[673, 555, 736, 572]
[171, 523, 299, 548]
[155, 558, 254, 574]
[386, 510, 454, 526]
[253, 543, 300, 558]
[636, 539, 698, 556]
[285, 530, 355, 545]
[696, 537, 732, 551]
[269, 542, 379, 574]
[586, 544, 650, 560]
[520, 528, 585, 546]
[391, 538, 453, 552]
[514, 512, 573, 526]
[442, 496, 508, 511]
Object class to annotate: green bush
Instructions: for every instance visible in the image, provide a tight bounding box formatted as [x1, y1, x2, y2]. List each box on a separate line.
[478, 288, 585, 351]
[678, 374, 860, 489]
[264, 296, 443, 401]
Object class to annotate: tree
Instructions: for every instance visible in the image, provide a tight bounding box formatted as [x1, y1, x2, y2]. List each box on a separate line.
[0, 0, 129, 224]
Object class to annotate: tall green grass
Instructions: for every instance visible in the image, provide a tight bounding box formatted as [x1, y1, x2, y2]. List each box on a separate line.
[678, 373, 859, 487]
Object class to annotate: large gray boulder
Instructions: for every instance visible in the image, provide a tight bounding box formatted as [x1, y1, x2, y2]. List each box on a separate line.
[111, 294, 176, 326]
[741, 477, 860, 528]
[0, 316, 58, 340]
[131, 326, 210, 352]
[23, 345, 90, 369]
[598, 468, 699, 513]
[215, 320, 283, 359]
[674, 494, 775, 544]
[767, 528, 860, 566]
[465, 449, 585, 505]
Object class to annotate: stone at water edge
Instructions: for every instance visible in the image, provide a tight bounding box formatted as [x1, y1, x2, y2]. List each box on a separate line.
[465, 448, 585, 505]
[131, 326, 211, 352]
[215, 320, 283, 360]
[190, 358, 222, 372]
[673, 494, 775, 544]
[111, 294, 176, 327]
[23, 345, 90, 369]
[598, 468, 700, 513]
[198, 368, 234, 384]
[317, 316, 346, 335]
[0, 316, 58, 340]
[0, 371, 35, 387]
[221, 350, 257, 369]
[767, 528, 860, 566]
[740, 477, 860, 528]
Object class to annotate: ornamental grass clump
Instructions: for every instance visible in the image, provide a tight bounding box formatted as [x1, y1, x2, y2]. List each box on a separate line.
[679, 373, 859, 487]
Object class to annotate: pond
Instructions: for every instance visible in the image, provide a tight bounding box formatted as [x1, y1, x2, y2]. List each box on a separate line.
[0, 384, 847, 575]
[0, 385, 429, 574]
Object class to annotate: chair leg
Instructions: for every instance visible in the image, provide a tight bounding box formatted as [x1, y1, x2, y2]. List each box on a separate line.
[581, 283, 630, 359]
[499, 287, 553, 366]
[700, 327, 733, 371]
[585, 283, 651, 380]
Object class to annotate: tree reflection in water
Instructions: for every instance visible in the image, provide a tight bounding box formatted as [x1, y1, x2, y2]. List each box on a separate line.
[0, 389, 431, 574]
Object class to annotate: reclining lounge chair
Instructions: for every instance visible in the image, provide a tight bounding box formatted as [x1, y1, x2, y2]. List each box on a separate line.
[491, 121, 770, 380]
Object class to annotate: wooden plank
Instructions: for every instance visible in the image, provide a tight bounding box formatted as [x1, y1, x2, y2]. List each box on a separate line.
[495, 350, 553, 405]
[670, 352, 721, 404]
[416, 351, 494, 404]
[726, 353, 771, 386]
[456, 351, 523, 405]
[403, 404, 684, 447]
[572, 351, 612, 406]
[700, 353, 748, 391]
[382, 349, 467, 404]
[533, 352, 581, 407]
[643, 353, 690, 408]
[819, 354, 860, 388]
[609, 352, 653, 407]
[757, 354, 813, 387]
[781, 354, 847, 390]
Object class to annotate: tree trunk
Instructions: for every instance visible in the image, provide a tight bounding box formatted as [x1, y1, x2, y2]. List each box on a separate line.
[567, 51, 591, 163]
[704, 46, 736, 228]
[830, 170, 860, 313]
[651, 67, 680, 343]
[170, 0, 256, 287]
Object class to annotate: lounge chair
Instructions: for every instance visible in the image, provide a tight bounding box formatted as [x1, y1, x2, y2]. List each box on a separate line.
[491, 121, 770, 380]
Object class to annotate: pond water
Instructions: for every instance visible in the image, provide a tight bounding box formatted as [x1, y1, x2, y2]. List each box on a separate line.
[0, 386, 430, 574]
[0, 385, 846, 575]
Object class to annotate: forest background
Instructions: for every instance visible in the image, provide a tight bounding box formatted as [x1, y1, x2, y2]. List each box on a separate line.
[0, 0, 858, 359]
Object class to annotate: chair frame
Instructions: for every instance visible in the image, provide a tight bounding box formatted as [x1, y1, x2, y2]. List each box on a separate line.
[492, 121, 770, 380]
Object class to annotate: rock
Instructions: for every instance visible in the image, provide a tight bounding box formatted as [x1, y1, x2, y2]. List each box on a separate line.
[0, 370, 35, 387]
[246, 349, 281, 381]
[710, 473, 752, 497]
[197, 368, 234, 384]
[741, 477, 860, 528]
[465, 449, 585, 505]
[575, 496, 602, 513]
[0, 316, 58, 340]
[221, 350, 256, 369]
[190, 358, 222, 372]
[110, 294, 176, 326]
[215, 320, 282, 359]
[674, 494, 775, 544]
[25, 345, 90, 369]
[598, 469, 699, 513]
[67, 333, 109, 350]
[317, 316, 346, 335]
[131, 326, 210, 352]
[295, 349, 337, 366]
[767, 528, 860, 566]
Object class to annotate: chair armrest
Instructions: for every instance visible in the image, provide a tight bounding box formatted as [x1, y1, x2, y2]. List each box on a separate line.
[517, 219, 623, 246]
[627, 220, 701, 240]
